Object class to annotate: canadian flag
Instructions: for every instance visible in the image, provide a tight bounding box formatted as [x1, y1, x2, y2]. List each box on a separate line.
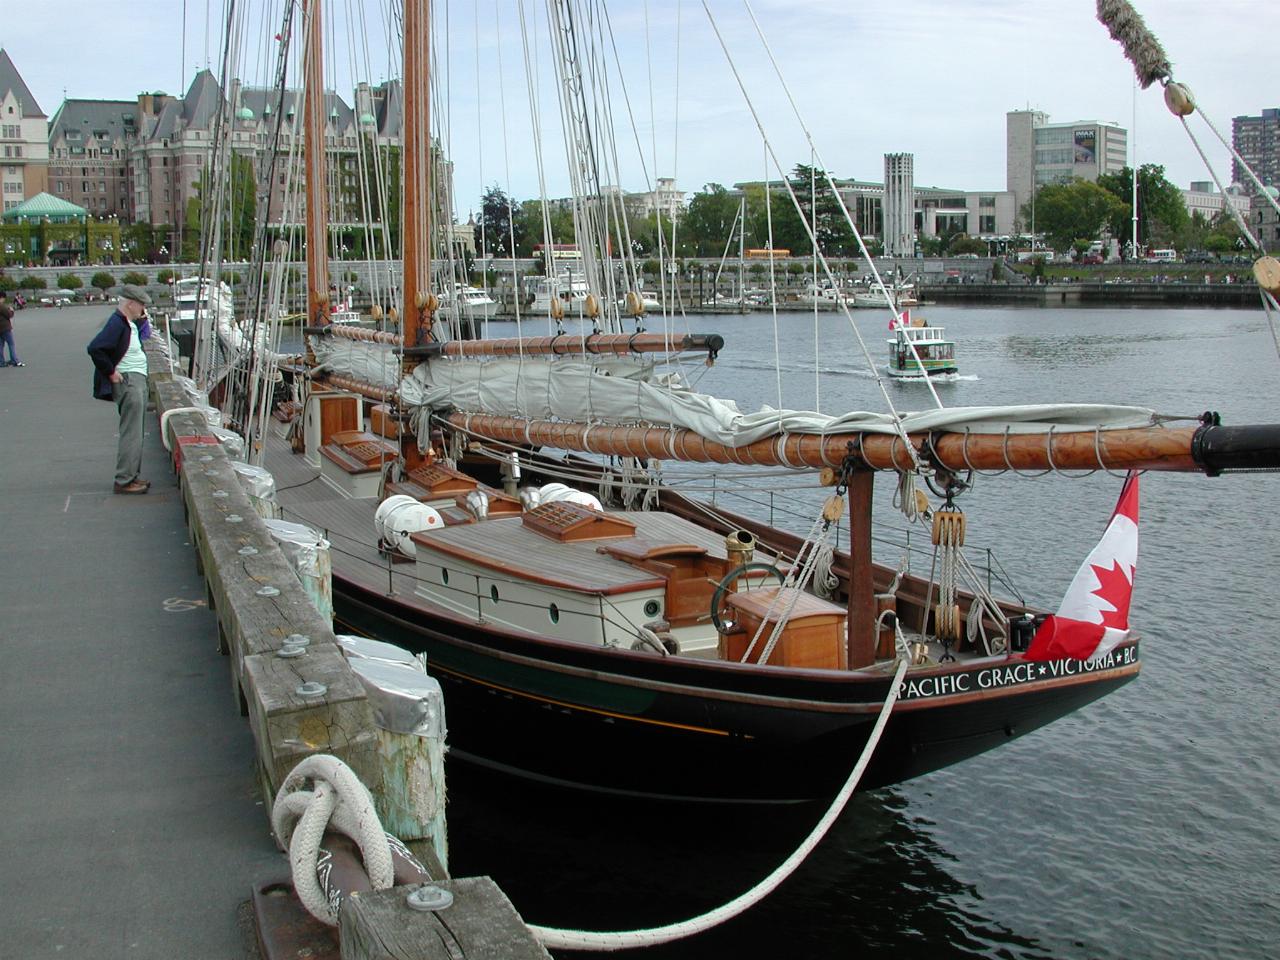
[890, 308, 909, 330]
[1025, 472, 1139, 662]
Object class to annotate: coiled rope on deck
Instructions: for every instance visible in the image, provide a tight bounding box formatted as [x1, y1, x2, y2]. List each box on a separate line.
[528, 656, 910, 952]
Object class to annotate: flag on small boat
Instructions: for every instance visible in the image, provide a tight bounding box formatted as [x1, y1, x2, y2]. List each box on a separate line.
[1025, 472, 1139, 662]
[891, 309, 909, 330]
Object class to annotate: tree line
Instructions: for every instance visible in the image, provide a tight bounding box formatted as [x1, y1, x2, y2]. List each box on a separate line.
[1023, 164, 1243, 255]
[475, 165, 981, 263]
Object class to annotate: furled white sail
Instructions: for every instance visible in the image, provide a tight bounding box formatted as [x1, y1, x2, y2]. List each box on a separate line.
[402, 356, 1164, 448]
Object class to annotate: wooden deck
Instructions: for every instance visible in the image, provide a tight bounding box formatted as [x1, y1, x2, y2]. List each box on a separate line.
[264, 435, 780, 605]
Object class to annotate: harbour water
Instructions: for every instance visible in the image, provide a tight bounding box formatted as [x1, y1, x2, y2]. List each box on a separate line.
[442, 304, 1280, 959]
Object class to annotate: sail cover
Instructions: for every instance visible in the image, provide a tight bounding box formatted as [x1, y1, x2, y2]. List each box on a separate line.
[401, 356, 1165, 448]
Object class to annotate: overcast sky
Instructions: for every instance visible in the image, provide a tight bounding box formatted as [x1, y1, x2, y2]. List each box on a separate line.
[4, 0, 1274, 215]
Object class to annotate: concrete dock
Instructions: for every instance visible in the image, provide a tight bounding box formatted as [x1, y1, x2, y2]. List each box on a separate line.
[0, 302, 549, 960]
[0, 304, 277, 958]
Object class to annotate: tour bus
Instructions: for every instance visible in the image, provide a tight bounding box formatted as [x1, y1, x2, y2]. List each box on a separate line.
[744, 248, 792, 259]
[1145, 248, 1178, 263]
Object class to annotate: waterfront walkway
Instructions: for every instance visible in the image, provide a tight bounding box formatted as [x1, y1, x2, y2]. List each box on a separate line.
[0, 305, 277, 958]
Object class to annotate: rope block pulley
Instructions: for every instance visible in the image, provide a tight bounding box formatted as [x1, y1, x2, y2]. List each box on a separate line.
[934, 602, 962, 641]
[931, 508, 966, 547]
[1163, 81, 1196, 117]
[1252, 256, 1280, 295]
[821, 494, 845, 523]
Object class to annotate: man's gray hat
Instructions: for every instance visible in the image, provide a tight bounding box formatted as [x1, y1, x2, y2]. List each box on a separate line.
[121, 284, 153, 307]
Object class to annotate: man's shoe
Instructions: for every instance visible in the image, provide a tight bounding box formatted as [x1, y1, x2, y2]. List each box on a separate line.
[113, 480, 149, 495]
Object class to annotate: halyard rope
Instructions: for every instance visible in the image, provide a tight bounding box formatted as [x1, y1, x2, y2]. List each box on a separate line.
[528, 656, 910, 951]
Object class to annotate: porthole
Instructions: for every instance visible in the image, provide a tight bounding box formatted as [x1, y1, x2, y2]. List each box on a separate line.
[490, 584, 500, 603]
[549, 603, 560, 623]
[441, 568, 449, 585]
[644, 599, 662, 618]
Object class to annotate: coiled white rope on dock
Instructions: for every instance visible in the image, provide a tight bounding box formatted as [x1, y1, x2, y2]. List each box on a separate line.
[271, 754, 395, 925]
[528, 656, 910, 952]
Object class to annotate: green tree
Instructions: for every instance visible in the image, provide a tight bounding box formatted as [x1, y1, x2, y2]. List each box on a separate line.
[919, 234, 948, 257]
[91, 271, 116, 291]
[57, 273, 83, 289]
[515, 199, 575, 259]
[478, 185, 525, 258]
[1203, 210, 1243, 254]
[355, 142, 400, 258]
[1096, 164, 1190, 250]
[122, 223, 163, 263]
[181, 194, 202, 262]
[1021, 179, 1127, 251]
[787, 164, 855, 256]
[156, 269, 176, 285]
[19, 276, 45, 290]
[678, 184, 742, 257]
[182, 154, 258, 262]
[121, 271, 149, 287]
[947, 234, 987, 255]
[225, 153, 258, 260]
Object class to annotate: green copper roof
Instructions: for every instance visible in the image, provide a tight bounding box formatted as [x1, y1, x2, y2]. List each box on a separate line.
[1, 191, 88, 223]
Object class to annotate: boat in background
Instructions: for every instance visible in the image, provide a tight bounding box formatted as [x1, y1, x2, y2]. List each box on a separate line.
[886, 311, 958, 380]
[528, 270, 590, 316]
[328, 301, 362, 324]
[797, 279, 854, 307]
[852, 276, 918, 310]
[171, 276, 235, 324]
[437, 282, 499, 322]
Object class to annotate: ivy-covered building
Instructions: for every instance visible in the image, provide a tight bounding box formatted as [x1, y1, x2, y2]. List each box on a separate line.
[0, 191, 120, 266]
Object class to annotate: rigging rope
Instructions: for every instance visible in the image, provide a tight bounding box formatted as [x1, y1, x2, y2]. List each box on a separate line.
[529, 656, 909, 952]
[700, 1, 935, 476]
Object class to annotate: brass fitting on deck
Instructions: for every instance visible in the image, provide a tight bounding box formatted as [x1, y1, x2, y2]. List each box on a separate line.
[725, 529, 755, 566]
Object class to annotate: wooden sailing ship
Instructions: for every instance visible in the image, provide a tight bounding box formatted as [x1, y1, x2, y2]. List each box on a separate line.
[228, 0, 1280, 803]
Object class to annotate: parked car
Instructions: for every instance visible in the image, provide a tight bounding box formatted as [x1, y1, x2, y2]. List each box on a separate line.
[1185, 250, 1216, 263]
[1080, 253, 1104, 265]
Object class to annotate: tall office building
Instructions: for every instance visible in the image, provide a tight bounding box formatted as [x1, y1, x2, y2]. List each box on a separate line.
[1006, 110, 1127, 230]
[883, 153, 915, 257]
[1231, 109, 1279, 194]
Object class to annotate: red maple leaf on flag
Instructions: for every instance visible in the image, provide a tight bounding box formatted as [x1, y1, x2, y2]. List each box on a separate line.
[1089, 560, 1133, 630]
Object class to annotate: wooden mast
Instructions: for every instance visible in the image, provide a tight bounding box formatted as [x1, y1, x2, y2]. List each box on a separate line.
[302, 0, 330, 329]
[847, 471, 877, 669]
[442, 412, 1280, 474]
[401, 0, 433, 357]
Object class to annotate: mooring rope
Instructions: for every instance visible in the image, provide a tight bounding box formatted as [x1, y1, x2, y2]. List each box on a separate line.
[528, 655, 910, 952]
[271, 754, 395, 925]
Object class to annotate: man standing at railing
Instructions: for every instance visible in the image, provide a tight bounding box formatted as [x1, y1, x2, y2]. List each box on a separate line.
[87, 285, 154, 495]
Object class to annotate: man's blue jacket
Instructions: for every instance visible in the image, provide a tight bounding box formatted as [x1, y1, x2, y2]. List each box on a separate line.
[87, 310, 151, 401]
